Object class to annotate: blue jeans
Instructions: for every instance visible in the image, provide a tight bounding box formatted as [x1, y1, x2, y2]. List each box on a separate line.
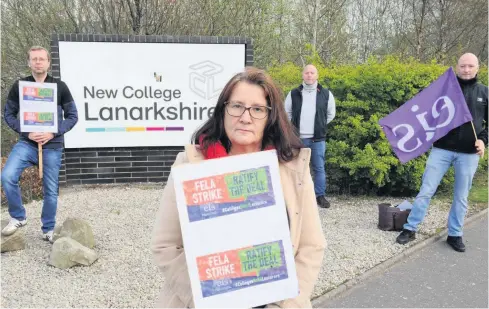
[404, 147, 480, 237]
[301, 138, 326, 197]
[1, 141, 63, 233]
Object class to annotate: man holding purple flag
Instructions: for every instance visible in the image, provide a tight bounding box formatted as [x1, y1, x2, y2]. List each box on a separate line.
[379, 67, 473, 163]
[391, 53, 487, 252]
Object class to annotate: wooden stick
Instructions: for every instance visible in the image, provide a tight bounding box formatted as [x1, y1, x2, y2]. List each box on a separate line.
[471, 121, 478, 141]
[38, 143, 43, 179]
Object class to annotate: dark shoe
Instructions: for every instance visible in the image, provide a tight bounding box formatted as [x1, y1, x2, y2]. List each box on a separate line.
[316, 196, 330, 208]
[447, 236, 466, 252]
[396, 229, 416, 244]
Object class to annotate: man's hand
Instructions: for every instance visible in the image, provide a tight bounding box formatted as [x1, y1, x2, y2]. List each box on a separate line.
[28, 132, 43, 143]
[28, 132, 55, 145]
[475, 139, 485, 157]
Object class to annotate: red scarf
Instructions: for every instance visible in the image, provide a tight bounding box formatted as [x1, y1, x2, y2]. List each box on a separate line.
[199, 135, 274, 160]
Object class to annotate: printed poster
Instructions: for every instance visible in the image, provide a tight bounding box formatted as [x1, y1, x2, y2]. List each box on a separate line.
[183, 166, 275, 222]
[172, 150, 298, 308]
[198, 240, 288, 298]
[19, 81, 58, 133]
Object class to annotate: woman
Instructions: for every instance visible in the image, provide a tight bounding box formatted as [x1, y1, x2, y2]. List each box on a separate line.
[151, 67, 326, 308]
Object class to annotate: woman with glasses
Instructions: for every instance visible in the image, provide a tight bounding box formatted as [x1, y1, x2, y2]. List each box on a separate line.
[151, 67, 326, 308]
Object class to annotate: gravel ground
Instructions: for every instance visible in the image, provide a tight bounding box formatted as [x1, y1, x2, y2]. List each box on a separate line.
[0, 185, 482, 307]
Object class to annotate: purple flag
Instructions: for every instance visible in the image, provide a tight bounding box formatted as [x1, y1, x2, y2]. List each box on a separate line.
[379, 67, 473, 164]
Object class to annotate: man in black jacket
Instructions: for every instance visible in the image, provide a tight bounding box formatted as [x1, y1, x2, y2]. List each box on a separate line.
[1, 46, 78, 242]
[397, 53, 488, 252]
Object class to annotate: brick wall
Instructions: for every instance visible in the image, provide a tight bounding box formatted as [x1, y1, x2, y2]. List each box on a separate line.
[60, 146, 183, 186]
[51, 33, 253, 186]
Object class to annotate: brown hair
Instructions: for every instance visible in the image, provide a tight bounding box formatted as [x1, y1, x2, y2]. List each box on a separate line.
[192, 67, 303, 162]
[27, 46, 51, 61]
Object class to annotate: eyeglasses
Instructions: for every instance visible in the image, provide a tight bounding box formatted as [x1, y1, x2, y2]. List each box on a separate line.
[224, 102, 271, 120]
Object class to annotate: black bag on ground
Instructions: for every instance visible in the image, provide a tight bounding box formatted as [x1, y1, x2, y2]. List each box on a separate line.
[378, 203, 411, 231]
[393, 208, 411, 231]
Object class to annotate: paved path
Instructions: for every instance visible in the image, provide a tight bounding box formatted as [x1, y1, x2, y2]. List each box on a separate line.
[319, 216, 488, 308]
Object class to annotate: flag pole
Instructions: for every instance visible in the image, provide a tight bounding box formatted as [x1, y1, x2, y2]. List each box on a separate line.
[38, 143, 43, 179]
[471, 121, 478, 141]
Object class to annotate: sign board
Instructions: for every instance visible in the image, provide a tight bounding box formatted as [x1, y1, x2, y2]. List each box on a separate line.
[171, 150, 298, 308]
[19, 81, 58, 133]
[59, 41, 245, 148]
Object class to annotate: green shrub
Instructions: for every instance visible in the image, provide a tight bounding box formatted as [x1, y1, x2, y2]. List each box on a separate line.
[270, 56, 487, 195]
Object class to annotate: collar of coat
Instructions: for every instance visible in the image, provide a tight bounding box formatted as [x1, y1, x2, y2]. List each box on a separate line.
[184, 144, 311, 174]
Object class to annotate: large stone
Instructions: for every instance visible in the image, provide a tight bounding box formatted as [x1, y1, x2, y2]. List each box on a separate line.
[59, 218, 95, 249]
[1, 220, 26, 253]
[52, 225, 62, 242]
[48, 237, 98, 269]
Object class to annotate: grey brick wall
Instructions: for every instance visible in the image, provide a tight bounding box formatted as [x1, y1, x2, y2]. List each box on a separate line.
[60, 146, 183, 185]
[51, 33, 253, 186]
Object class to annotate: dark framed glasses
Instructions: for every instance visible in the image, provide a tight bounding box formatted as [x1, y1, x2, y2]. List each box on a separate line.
[224, 101, 271, 120]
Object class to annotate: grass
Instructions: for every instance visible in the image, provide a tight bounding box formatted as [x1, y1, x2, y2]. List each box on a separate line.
[469, 172, 488, 205]
[467, 171, 488, 214]
[430, 167, 487, 214]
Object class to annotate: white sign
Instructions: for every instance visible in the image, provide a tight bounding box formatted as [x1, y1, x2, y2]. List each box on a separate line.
[58, 41, 245, 148]
[171, 150, 298, 308]
[19, 81, 58, 133]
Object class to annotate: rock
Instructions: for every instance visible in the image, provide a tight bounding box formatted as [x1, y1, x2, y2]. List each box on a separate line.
[59, 218, 95, 249]
[1, 219, 26, 253]
[52, 225, 62, 242]
[49, 237, 98, 269]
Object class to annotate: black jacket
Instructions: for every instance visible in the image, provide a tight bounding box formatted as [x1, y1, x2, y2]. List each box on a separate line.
[434, 76, 488, 153]
[290, 83, 330, 141]
[4, 75, 78, 149]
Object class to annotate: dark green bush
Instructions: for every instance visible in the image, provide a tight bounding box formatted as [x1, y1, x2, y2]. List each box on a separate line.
[270, 56, 488, 195]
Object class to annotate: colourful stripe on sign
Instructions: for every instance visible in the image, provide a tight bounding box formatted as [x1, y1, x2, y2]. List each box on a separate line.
[86, 128, 105, 132]
[105, 128, 126, 132]
[85, 127, 184, 132]
[126, 127, 145, 132]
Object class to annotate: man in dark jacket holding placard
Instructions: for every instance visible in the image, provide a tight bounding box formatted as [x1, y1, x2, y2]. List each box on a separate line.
[1, 46, 78, 242]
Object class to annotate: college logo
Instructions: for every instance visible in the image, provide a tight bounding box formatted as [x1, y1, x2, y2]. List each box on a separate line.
[189, 61, 223, 100]
[154, 72, 162, 82]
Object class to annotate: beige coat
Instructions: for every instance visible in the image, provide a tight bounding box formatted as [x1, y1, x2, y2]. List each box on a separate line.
[151, 145, 326, 308]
